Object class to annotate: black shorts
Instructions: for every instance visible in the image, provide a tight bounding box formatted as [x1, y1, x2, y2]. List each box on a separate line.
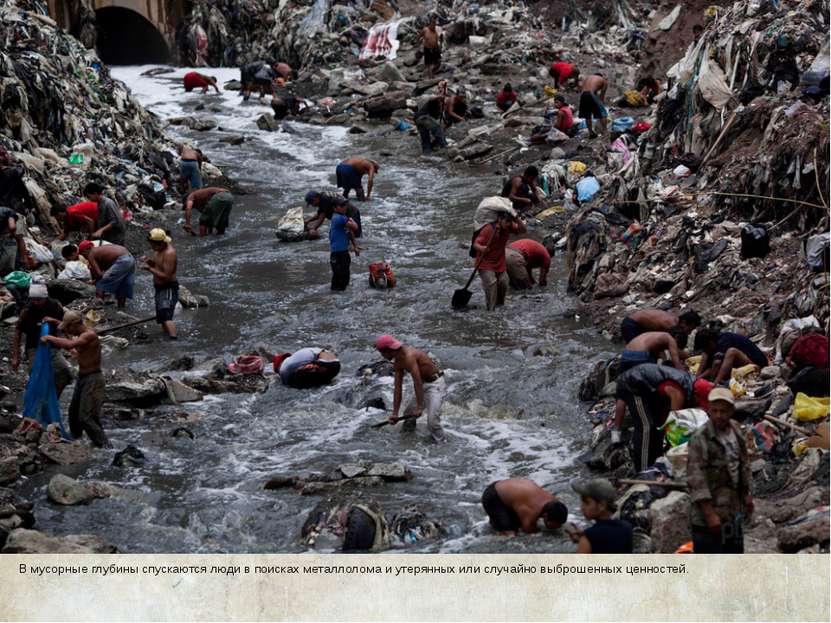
[424, 46, 441, 67]
[481, 482, 520, 532]
[620, 317, 645, 343]
[154, 281, 179, 323]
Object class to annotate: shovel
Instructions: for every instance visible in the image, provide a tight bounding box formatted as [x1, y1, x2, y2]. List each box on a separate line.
[451, 225, 497, 310]
[97, 315, 157, 336]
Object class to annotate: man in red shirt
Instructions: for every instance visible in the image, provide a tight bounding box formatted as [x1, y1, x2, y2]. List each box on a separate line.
[472, 212, 527, 310]
[506, 239, 551, 289]
[496, 83, 517, 112]
[549, 61, 579, 89]
[552, 95, 574, 131]
[183, 71, 220, 94]
[51, 201, 98, 239]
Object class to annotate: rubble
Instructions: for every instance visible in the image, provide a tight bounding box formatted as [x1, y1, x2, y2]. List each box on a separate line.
[264, 461, 412, 495]
[2, 527, 117, 553]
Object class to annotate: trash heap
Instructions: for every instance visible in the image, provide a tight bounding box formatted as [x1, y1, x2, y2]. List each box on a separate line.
[559, 0, 830, 554]
[0, 0, 183, 236]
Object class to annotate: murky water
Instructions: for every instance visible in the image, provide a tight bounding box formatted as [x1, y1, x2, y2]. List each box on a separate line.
[20, 67, 614, 553]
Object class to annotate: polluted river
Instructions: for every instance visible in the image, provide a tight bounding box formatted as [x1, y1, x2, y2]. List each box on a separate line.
[19, 67, 614, 553]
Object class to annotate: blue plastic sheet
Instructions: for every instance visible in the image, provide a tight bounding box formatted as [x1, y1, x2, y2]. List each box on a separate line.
[576, 176, 600, 202]
[22, 324, 68, 438]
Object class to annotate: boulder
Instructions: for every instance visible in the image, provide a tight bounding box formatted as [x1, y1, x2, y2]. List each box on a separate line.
[47, 279, 96, 305]
[366, 462, 411, 481]
[47, 474, 117, 506]
[648, 491, 691, 553]
[351, 81, 389, 97]
[0, 456, 19, 485]
[377, 63, 406, 84]
[299, 476, 385, 495]
[765, 487, 828, 524]
[363, 91, 409, 118]
[178, 285, 209, 308]
[256, 114, 282, 131]
[777, 508, 830, 552]
[105, 377, 167, 406]
[162, 378, 203, 404]
[38, 441, 92, 465]
[223, 79, 242, 91]
[2, 528, 117, 553]
[190, 117, 218, 131]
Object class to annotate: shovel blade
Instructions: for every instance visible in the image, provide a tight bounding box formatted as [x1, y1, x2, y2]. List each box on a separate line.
[451, 288, 472, 309]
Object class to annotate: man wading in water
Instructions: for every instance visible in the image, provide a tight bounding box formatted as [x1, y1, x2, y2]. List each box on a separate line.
[375, 335, 446, 442]
[42, 311, 109, 447]
[142, 228, 179, 339]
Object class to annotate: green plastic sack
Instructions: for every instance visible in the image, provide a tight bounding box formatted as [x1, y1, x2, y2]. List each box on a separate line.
[68, 153, 84, 165]
[2, 270, 31, 289]
[663, 408, 709, 447]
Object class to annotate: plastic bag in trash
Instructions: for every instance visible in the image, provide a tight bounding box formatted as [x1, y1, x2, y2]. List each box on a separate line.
[22, 324, 68, 438]
[793, 393, 830, 422]
[663, 409, 709, 447]
[576, 176, 600, 202]
[276, 206, 306, 242]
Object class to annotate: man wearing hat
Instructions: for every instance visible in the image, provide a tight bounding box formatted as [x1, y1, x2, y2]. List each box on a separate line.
[41, 310, 109, 447]
[687, 387, 753, 553]
[11, 283, 73, 397]
[569, 478, 633, 553]
[375, 335, 446, 441]
[142, 228, 179, 339]
[303, 191, 362, 239]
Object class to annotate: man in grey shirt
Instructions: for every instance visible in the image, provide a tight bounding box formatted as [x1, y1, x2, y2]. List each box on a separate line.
[84, 182, 125, 245]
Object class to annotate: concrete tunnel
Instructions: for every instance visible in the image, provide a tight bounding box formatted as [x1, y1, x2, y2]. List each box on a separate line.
[94, 7, 171, 65]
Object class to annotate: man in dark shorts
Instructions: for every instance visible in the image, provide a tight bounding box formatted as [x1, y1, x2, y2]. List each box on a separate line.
[335, 157, 379, 201]
[578, 73, 608, 138]
[304, 191, 362, 239]
[620, 330, 687, 374]
[142, 228, 178, 340]
[568, 479, 632, 553]
[184, 187, 234, 236]
[620, 308, 701, 344]
[420, 18, 442, 77]
[481, 478, 567, 535]
[694, 328, 769, 385]
[41, 311, 109, 447]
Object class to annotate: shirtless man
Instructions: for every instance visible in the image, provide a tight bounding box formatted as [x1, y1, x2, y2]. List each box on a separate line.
[578, 74, 608, 138]
[179, 144, 204, 192]
[76, 240, 135, 309]
[420, 18, 442, 78]
[335, 157, 380, 201]
[142, 228, 178, 339]
[41, 311, 109, 447]
[184, 187, 234, 236]
[620, 330, 687, 373]
[375, 334, 446, 441]
[481, 478, 568, 536]
[620, 309, 701, 343]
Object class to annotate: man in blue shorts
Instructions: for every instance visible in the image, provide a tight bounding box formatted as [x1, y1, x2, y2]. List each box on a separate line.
[76, 241, 135, 309]
[335, 156, 379, 201]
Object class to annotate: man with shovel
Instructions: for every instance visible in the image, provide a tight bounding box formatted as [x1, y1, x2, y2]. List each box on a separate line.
[375, 335, 446, 442]
[472, 210, 526, 311]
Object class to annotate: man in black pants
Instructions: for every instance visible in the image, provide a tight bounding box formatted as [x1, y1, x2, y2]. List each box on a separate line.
[328, 201, 358, 291]
[611, 363, 695, 472]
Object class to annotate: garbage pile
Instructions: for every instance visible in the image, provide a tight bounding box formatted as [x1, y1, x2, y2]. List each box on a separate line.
[564, 0, 830, 331]
[0, 0, 182, 237]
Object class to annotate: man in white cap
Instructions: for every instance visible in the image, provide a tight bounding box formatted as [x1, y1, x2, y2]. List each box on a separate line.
[375, 334, 446, 441]
[11, 283, 73, 397]
[41, 310, 109, 447]
[142, 228, 178, 339]
[687, 387, 753, 553]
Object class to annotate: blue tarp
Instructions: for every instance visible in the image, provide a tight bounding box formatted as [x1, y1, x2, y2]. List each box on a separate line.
[22, 323, 68, 438]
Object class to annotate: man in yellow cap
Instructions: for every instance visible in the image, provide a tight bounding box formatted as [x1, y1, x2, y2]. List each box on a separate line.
[142, 228, 179, 339]
[41, 310, 109, 447]
[687, 387, 753, 553]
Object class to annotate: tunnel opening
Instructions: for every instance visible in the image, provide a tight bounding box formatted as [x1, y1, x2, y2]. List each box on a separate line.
[95, 7, 171, 65]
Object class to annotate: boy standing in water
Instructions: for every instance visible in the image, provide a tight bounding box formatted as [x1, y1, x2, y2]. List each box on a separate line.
[142, 228, 179, 339]
[329, 201, 358, 291]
